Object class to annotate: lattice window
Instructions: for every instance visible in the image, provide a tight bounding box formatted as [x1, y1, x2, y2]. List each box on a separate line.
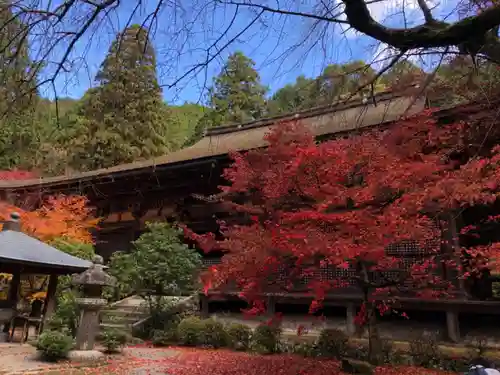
[318, 265, 357, 285]
[386, 240, 422, 256]
[300, 272, 314, 285]
[202, 258, 222, 267]
[320, 265, 337, 281]
[277, 264, 288, 282]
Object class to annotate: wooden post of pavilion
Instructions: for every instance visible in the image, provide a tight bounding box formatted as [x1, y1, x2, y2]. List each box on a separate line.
[1, 270, 20, 336]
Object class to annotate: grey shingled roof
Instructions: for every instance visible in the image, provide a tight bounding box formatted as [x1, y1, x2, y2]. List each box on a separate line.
[0, 230, 92, 273]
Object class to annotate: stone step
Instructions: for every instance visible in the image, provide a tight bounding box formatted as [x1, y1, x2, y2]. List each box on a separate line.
[98, 294, 196, 335]
[100, 322, 133, 332]
[103, 306, 148, 314]
[100, 309, 149, 328]
[98, 302, 150, 335]
[101, 316, 142, 325]
[101, 311, 149, 320]
[102, 305, 148, 313]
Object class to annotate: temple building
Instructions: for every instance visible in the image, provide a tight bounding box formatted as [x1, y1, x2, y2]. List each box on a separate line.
[0, 90, 499, 343]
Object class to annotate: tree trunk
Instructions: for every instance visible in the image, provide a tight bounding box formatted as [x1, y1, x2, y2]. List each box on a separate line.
[365, 297, 380, 364]
[359, 261, 379, 364]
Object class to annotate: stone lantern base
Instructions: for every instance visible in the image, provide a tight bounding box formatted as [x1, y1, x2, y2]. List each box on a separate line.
[68, 349, 106, 363]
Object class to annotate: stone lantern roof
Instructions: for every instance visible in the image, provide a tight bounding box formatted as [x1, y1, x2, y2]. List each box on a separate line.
[72, 255, 116, 286]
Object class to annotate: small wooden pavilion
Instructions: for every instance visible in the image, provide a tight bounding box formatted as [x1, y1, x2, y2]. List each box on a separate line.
[0, 212, 92, 341]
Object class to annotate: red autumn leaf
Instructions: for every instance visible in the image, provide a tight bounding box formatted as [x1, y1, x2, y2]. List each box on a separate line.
[0, 170, 98, 244]
[0, 195, 98, 243]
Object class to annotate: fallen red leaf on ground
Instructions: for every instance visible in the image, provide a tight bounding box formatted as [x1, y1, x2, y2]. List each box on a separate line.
[163, 348, 454, 375]
[36, 347, 456, 375]
[106, 347, 454, 375]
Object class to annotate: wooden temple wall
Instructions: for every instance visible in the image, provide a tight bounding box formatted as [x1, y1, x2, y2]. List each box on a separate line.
[95, 206, 178, 260]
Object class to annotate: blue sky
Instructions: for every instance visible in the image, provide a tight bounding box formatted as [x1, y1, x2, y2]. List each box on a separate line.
[29, 0, 460, 106]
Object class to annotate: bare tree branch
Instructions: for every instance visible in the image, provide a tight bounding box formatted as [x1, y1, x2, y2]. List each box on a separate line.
[223, 1, 350, 24]
[342, 0, 500, 62]
[416, 0, 435, 23]
[229, 0, 500, 63]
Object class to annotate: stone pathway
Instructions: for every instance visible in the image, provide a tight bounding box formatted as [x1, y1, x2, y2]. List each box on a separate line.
[123, 347, 181, 375]
[0, 343, 57, 374]
[0, 342, 182, 374]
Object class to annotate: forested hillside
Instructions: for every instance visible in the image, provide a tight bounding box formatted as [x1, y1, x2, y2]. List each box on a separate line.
[0, 3, 498, 176]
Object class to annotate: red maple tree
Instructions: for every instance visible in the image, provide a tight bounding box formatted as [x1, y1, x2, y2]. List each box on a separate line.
[185, 106, 500, 359]
[0, 170, 38, 180]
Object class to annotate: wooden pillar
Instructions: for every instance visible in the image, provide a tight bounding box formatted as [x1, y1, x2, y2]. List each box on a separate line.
[346, 303, 356, 335]
[200, 294, 209, 318]
[3, 271, 20, 334]
[41, 275, 58, 330]
[266, 295, 276, 316]
[7, 271, 20, 308]
[446, 309, 460, 343]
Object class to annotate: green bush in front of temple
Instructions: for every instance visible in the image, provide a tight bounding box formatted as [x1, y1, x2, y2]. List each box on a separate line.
[227, 323, 252, 351]
[100, 328, 129, 353]
[105, 222, 202, 339]
[199, 318, 229, 348]
[35, 330, 74, 362]
[177, 316, 204, 346]
[250, 324, 281, 354]
[107, 222, 202, 303]
[316, 328, 349, 359]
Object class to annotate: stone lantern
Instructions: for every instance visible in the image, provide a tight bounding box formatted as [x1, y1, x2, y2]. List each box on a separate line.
[72, 255, 115, 351]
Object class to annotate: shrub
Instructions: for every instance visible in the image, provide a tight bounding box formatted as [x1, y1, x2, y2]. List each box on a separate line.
[341, 358, 374, 375]
[389, 349, 410, 366]
[316, 328, 348, 359]
[177, 316, 204, 346]
[199, 318, 228, 348]
[152, 328, 177, 346]
[140, 297, 192, 341]
[345, 342, 368, 361]
[50, 290, 80, 337]
[251, 324, 281, 354]
[227, 323, 252, 351]
[100, 328, 128, 353]
[439, 356, 471, 372]
[44, 315, 67, 332]
[369, 336, 394, 365]
[109, 223, 203, 301]
[409, 332, 441, 368]
[290, 341, 317, 357]
[466, 336, 489, 360]
[35, 330, 73, 361]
